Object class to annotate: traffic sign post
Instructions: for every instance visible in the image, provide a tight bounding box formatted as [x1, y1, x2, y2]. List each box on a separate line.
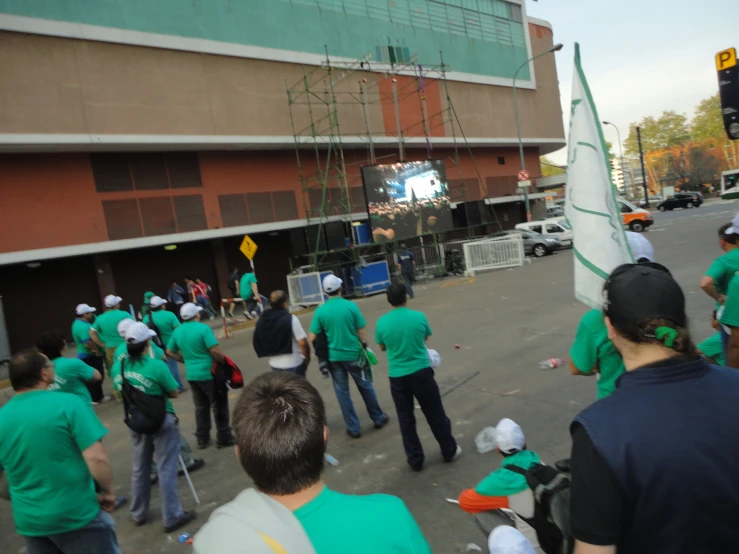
[716, 47, 739, 141]
[518, 169, 530, 182]
[239, 234, 258, 260]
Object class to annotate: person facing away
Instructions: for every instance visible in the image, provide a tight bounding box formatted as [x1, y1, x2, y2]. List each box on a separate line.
[144, 295, 185, 392]
[253, 290, 311, 376]
[72, 303, 108, 403]
[397, 243, 417, 299]
[458, 419, 540, 515]
[0, 349, 121, 553]
[166, 302, 234, 450]
[168, 280, 186, 308]
[569, 263, 739, 554]
[375, 282, 459, 471]
[110, 322, 196, 533]
[308, 274, 389, 439]
[227, 267, 247, 318]
[193, 278, 216, 320]
[139, 291, 155, 321]
[37, 330, 102, 406]
[90, 294, 132, 370]
[568, 233, 657, 400]
[193, 372, 431, 554]
[239, 265, 265, 319]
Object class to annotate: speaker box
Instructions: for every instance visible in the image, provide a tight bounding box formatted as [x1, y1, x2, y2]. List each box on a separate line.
[324, 221, 346, 250]
[305, 224, 327, 253]
[453, 203, 468, 229]
[290, 228, 308, 257]
[466, 200, 482, 227]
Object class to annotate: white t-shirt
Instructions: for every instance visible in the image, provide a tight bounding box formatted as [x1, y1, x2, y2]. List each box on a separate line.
[268, 315, 308, 369]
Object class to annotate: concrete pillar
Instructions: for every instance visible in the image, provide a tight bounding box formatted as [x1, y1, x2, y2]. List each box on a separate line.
[211, 239, 231, 300]
[93, 254, 115, 305]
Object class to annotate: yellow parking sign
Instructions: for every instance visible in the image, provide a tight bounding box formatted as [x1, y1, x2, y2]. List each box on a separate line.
[239, 234, 258, 260]
[716, 48, 737, 71]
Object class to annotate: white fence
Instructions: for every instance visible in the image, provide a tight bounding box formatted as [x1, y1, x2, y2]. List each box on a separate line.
[287, 272, 326, 309]
[462, 235, 524, 276]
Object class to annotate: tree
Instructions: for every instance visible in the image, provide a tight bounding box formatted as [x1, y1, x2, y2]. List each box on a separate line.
[691, 93, 724, 142]
[540, 156, 565, 176]
[624, 111, 690, 156]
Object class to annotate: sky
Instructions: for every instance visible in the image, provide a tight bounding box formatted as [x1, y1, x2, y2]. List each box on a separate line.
[527, 0, 736, 164]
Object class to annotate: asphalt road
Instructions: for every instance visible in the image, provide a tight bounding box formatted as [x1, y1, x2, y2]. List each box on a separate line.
[2, 200, 739, 553]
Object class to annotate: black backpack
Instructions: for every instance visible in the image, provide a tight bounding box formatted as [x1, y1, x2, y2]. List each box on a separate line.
[506, 464, 573, 554]
[144, 314, 164, 348]
[121, 360, 167, 435]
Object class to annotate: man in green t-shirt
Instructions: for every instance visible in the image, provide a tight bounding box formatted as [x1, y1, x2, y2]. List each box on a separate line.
[308, 275, 388, 438]
[239, 266, 266, 320]
[72, 303, 108, 403]
[376, 282, 459, 471]
[167, 302, 233, 449]
[145, 296, 185, 391]
[90, 294, 132, 371]
[0, 349, 120, 552]
[37, 330, 102, 405]
[193, 372, 431, 554]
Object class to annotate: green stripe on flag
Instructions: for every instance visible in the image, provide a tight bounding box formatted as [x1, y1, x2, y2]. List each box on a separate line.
[571, 204, 612, 219]
[577, 141, 598, 151]
[573, 246, 610, 280]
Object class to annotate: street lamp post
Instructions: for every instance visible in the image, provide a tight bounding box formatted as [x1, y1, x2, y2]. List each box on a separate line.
[602, 121, 629, 196]
[513, 43, 563, 221]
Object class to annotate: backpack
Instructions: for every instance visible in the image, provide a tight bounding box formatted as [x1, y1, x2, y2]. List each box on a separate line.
[505, 464, 573, 554]
[121, 359, 167, 435]
[145, 314, 164, 348]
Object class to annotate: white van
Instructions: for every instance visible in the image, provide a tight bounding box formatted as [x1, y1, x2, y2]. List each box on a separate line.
[515, 219, 573, 247]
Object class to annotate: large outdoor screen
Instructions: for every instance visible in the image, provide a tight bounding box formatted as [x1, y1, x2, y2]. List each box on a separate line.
[361, 160, 453, 242]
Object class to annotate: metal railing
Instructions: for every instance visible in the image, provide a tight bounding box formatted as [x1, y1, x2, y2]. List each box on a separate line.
[462, 235, 525, 276]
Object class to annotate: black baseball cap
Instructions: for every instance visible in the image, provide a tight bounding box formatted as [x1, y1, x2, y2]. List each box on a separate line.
[604, 263, 686, 336]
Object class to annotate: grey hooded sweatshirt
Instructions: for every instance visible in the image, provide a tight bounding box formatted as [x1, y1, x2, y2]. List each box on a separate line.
[194, 488, 317, 554]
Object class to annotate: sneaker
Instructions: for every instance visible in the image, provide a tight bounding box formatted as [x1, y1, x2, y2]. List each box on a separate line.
[180, 458, 205, 476]
[133, 518, 148, 527]
[374, 414, 391, 430]
[409, 462, 424, 472]
[91, 395, 112, 406]
[114, 496, 128, 510]
[346, 429, 362, 439]
[444, 445, 462, 463]
[227, 312, 235, 318]
[216, 437, 235, 449]
[197, 438, 211, 450]
[164, 510, 197, 534]
[209, 315, 215, 321]
[243, 311, 254, 320]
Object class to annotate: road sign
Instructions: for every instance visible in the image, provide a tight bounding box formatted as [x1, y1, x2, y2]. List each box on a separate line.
[239, 234, 258, 260]
[716, 47, 739, 141]
[518, 169, 530, 182]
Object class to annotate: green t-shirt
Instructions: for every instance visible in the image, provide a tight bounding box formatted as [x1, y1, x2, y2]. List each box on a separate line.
[71, 318, 95, 356]
[375, 307, 432, 377]
[113, 342, 165, 364]
[239, 273, 258, 300]
[0, 390, 107, 536]
[145, 309, 181, 347]
[474, 450, 541, 497]
[48, 356, 94, 404]
[167, 320, 219, 381]
[720, 274, 739, 328]
[310, 297, 366, 362]
[706, 249, 739, 306]
[293, 487, 431, 554]
[111, 355, 179, 414]
[91, 309, 132, 348]
[570, 309, 626, 400]
[698, 332, 725, 366]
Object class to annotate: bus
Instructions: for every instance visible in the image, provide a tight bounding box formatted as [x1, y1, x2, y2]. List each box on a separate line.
[721, 169, 739, 200]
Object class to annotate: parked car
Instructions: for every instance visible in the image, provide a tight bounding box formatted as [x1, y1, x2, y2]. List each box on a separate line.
[494, 230, 561, 258]
[656, 192, 703, 211]
[618, 198, 653, 232]
[638, 196, 663, 208]
[515, 218, 573, 247]
[546, 206, 564, 218]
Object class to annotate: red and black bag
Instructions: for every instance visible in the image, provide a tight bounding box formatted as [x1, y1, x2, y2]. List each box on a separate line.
[211, 356, 244, 389]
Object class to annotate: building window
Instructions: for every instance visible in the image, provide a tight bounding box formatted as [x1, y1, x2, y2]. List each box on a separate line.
[102, 195, 206, 241]
[217, 191, 299, 227]
[91, 153, 202, 193]
[498, 156, 506, 165]
[508, 3, 523, 22]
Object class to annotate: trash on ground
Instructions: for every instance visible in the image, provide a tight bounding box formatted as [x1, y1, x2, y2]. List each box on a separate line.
[178, 533, 191, 543]
[539, 358, 564, 370]
[454, 344, 461, 349]
[474, 426, 497, 454]
[324, 454, 340, 466]
[446, 498, 460, 504]
[465, 543, 483, 552]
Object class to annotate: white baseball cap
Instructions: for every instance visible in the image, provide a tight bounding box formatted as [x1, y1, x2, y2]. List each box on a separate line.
[117, 318, 135, 338]
[488, 526, 536, 554]
[104, 294, 123, 308]
[125, 322, 157, 344]
[495, 418, 525, 454]
[323, 274, 343, 294]
[726, 213, 739, 235]
[625, 231, 655, 263]
[75, 304, 96, 316]
[149, 296, 167, 308]
[180, 302, 203, 320]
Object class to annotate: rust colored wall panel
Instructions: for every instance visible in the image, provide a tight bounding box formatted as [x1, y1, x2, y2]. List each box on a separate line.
[219, 194, 249, 227]
[247, 192, 274, 224]
[173, 195, 207, 232]
[272, 191, 298, 222]
[139, 197, 177, 236]
[131, 153, 169, 190]
[103, 199, 143, 240]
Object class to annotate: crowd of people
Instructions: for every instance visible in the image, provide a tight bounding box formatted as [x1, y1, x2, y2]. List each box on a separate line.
[4, 217, 739, 554]
[369, 196, 453, 241]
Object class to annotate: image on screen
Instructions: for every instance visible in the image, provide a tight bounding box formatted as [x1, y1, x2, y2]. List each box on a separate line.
[361, 160, 453, 242]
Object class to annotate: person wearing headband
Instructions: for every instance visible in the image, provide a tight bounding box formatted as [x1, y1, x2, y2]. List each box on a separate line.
[569, 264, 739, 554]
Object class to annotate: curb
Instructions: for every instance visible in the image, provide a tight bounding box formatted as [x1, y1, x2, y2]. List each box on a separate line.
[219, 306, 316, 339]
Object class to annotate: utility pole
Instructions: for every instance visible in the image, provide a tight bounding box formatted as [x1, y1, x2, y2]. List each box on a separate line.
[636, 126, 649, 207]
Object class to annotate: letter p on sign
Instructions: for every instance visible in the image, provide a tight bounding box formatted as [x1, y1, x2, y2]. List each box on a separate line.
[716, 48, 737, 71]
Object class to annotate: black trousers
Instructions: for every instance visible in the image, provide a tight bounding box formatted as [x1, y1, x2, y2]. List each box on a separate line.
[189, 378, 233, 444]
[389, 367, 457, 468]
[80, 355, 105, 402]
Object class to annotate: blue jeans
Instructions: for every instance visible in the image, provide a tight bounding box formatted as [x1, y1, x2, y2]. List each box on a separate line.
[196, 296, 215, 318]
[271, 361, 307, 377]
[166, 355, 185, 391]
[24, 510, 121, 554]
[402, 273, 415, 298]
[129, 414, 185, 528]
[329, 360, 386, 434]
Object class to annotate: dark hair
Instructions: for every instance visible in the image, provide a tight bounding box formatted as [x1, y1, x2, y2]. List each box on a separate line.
[9, 349, 50, 391]
[386, 282, 408, 307]
[501, 444, 527, 457]
[719, 223, 737, 245]
[270, 290, 288, 310]
[233, 372, 326, 495]
[326, 289, 340, 297]
[171, 280, 177, 285]
[125, 341, 148, 365]
[37, 330, 65, 360]
[243, 265, 253, 274]
[615, 317, 698, 358]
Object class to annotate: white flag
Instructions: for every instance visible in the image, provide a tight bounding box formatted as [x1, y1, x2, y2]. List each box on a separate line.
[565, 44, 633, 309]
